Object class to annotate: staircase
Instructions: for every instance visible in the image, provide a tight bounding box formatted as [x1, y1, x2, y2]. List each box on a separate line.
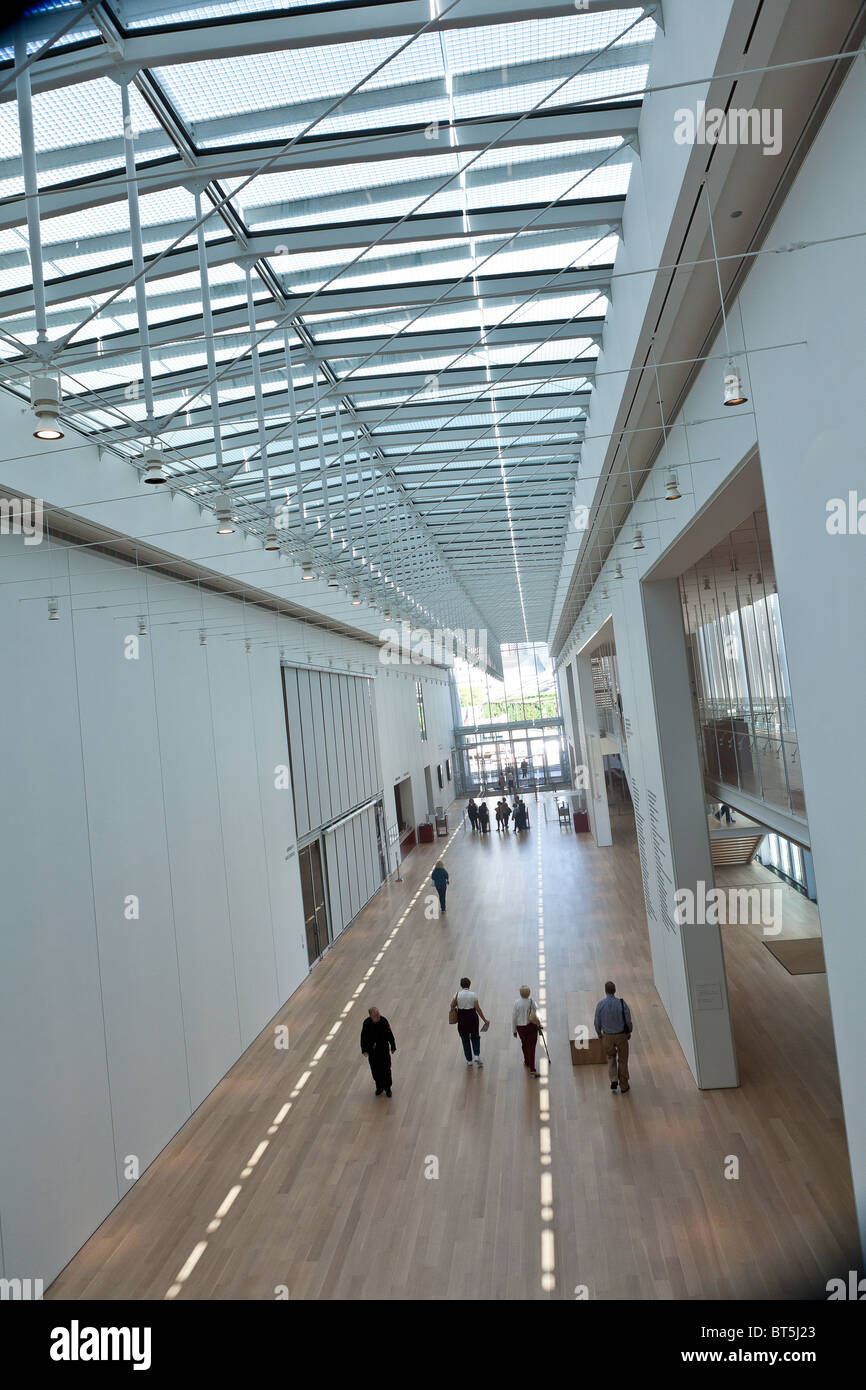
[709, 829, 764, 867]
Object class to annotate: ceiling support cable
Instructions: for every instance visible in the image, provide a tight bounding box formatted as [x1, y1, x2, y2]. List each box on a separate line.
[243, 262, 277, 541]
[313, 397, 334, 567]
[193, 188, 226, 487]
[283, 330, 307, 548]
[14, 33, 49, 353]
[334, 405, 358, 590]
[353, 424, 373, 574]
[119, 80, 156, 437]
[371, 465, 388, 603]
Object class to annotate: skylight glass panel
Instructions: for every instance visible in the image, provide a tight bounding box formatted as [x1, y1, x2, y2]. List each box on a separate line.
[124, 0, 350, 26]
[462, 162, 631, 210]
[241, 152, 458, 212]
[454, 65, 648, 121]
[442, 11, 654, 73]
[154, 35, 444, 126]
[0, 78, 161, 160]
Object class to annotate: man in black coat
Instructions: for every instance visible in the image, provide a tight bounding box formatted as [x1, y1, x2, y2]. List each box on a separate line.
[360, 1006, 396, 1097]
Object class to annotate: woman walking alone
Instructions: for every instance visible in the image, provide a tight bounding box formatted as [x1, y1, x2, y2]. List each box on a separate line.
[450, 976, 490, 1067]
[431, 860, 449, 913]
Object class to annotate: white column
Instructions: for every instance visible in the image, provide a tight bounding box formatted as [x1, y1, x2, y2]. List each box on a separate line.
[575, 648, 612, 847]
[642, 579, 738, 1090]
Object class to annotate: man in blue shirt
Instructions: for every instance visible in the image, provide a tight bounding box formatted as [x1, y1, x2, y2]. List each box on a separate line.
[594, 980, 633, 1093]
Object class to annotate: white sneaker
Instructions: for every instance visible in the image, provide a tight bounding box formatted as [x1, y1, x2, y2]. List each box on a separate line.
[475, 1058, 484, 1067]
[466, 1060, 474, 1067]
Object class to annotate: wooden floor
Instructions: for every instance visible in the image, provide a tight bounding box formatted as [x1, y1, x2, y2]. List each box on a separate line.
[48, 797, 858, 1301]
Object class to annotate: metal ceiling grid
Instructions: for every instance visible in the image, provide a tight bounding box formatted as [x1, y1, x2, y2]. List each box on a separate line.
[0, 0, 660, 646]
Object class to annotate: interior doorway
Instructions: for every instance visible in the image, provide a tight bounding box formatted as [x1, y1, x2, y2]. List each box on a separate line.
[298, 839, 330, 967]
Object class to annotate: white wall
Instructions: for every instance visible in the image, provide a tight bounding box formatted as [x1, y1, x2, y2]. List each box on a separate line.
[555, 57, 866, 1249]
[374, 662, 456, 849]
[0, 533, 451, 1287]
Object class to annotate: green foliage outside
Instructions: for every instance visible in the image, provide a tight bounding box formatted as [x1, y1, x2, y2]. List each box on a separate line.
[457, 688, 559, 723]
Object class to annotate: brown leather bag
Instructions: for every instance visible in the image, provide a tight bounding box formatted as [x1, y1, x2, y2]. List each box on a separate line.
[449, 996, 458, 1026]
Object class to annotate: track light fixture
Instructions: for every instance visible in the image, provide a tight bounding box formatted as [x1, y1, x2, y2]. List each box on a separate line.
[213, 492, 235, 534]
[665, 472, 681, 501]
[723, 360, 748, 407]
[142, 443, 166, 484]
[31, 375, 63, 440]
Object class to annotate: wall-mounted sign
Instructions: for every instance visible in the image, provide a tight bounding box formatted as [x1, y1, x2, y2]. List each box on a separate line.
[694, 981, 724, 1011]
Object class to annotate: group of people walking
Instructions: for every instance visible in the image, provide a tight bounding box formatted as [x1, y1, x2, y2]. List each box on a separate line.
[449, 979, 545, 1074]
[361, 978, 635, 1096]
[466, 796, 530, 834]
[360, 798, 634, 1099]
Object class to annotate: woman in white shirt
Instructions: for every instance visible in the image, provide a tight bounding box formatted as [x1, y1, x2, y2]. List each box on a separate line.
[451, 976, 490, 1067]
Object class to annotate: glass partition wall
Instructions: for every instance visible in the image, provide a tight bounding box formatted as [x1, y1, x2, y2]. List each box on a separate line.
[453, 642, 569, 792]
[679, 507, 805, 818]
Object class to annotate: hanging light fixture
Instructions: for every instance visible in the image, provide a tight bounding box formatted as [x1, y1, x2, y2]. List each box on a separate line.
[351, 590, 361, 605]
[327, 573, 339, 588]
[633, 529, 645, 551]
[199, 629, 207, 646]
[301, 556, 315, 581]
[142, 443, 166, 485]
[244, 637, 252, 653]
[47, 595, 59, 621]
[31, 375, 63, 440]
[704, 184, 749, 407]
[213, 492, 235, 534]
[263, 528, 279, 551]
[665, 472, 681, 501]
[137, 615, 148, 636]
[614, 562, 623, 580]
[702, 575, 711, 592]
[723, 360, 748, 406]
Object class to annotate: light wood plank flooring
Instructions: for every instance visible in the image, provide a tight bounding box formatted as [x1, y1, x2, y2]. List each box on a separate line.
[47, 797, 858, 1300]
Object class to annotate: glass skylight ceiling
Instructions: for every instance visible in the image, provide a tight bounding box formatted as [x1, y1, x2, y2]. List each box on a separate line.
[0, 0, 658, 640]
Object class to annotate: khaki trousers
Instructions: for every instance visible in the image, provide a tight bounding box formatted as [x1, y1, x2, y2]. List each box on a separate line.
[602, 1032, 630, 1089]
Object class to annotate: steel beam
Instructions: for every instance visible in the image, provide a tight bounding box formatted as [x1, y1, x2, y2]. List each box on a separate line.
[0, 109, 639, 227]
[4, 3, 658, 96]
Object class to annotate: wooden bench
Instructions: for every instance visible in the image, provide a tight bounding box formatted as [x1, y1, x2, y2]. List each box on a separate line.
[566, 990, 607, 1065]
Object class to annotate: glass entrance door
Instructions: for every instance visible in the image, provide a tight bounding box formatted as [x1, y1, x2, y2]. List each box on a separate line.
[299, 839, 330, 966]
